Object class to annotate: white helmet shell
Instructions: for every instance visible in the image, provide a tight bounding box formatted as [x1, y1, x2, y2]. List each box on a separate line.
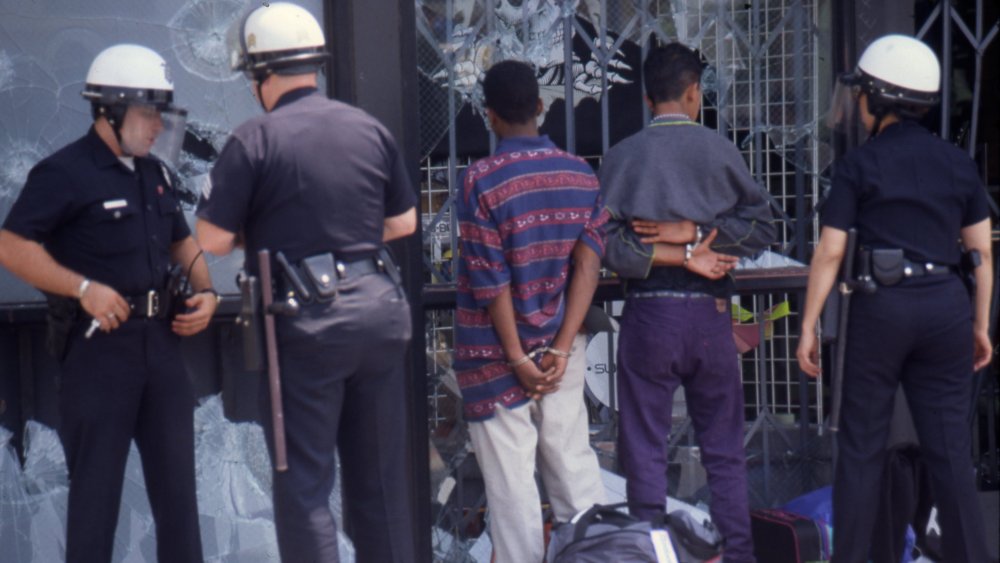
[857, 34, 940, 94]
[82, 44, 174, 107]
[230, 2, 328, 75]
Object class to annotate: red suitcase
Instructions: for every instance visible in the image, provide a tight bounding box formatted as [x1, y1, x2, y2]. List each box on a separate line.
[750, 508, 830, 563]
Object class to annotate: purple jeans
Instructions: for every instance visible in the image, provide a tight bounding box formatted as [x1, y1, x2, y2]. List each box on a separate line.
[617, 294, 755, 563]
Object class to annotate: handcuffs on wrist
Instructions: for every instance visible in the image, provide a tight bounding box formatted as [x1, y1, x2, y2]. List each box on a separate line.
[507, 346, 571, 368]
[682, 225, 704, 267]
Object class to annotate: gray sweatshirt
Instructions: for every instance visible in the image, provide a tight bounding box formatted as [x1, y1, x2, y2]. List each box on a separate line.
[598, 117, 777, 294]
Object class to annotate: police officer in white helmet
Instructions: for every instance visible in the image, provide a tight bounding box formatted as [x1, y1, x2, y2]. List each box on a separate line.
[197, 3, 418, 562]
[798, 34, 993, 561]
[0, 44, 218, 562]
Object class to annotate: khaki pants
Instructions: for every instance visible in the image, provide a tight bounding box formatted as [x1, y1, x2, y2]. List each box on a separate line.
[468, 334, 606, 563]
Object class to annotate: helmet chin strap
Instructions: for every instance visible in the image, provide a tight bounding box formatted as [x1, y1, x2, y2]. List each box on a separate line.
[254, 71, 271, 112]
[111, 122, 135, 158]
[864, 93, 889, 142]
[867, 111, 886, 142]
[99, 104, 135, 157]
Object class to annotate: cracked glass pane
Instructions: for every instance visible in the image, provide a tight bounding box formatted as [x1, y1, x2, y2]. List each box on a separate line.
[0, 0, 324, 265]
[416, 0, 639, 158]
[673, 0, 832, 171]
[170, 0, 248, 82]
[0, 396, 356, 563]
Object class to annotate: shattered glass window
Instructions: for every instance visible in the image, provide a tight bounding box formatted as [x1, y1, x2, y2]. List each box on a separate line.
[0, 0, 346, 560]
[0, 396, 355, 563]
[0, 0, 326, 301]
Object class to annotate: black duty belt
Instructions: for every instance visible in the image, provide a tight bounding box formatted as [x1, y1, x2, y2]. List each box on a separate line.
[900, 260, 955, 278]
[334, 257, 381, 279]
[855, 246, 958, 291]
[123, 289, 170, 319]
[277, 253, 387, 303]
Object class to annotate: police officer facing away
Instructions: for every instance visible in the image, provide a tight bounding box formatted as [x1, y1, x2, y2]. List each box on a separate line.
[196, 3, 418, 562]
[797, 35, 993, 562]
[0, 44, 216, 562]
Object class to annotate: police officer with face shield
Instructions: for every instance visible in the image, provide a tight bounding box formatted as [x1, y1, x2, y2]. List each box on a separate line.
[195, 3, 418, 562]
[797, 34, 994, 562]
[0, 44, 217, 562]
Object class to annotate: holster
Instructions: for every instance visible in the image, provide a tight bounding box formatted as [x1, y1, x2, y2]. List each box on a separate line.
[871, 248, 905, 286]
[854, 248, 878, 294]
[236, 271, 264, 372]
[45, 295, 80, 361]
[378, 247, 405, 298]
[166, 263, 193, 318]
[959, 248, 982, 295]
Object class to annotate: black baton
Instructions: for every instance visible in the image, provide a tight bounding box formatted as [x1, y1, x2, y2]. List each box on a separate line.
[258, 249, 289, 472]
[829, 228, 859, 432]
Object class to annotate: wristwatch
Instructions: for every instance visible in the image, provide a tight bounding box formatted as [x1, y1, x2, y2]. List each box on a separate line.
[77, 278, 91, 300]
[199, 288, 222, 304]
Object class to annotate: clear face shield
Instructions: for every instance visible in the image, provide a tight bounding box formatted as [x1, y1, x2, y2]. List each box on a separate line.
[150, 107, 188, 166]
[826, 72, 862, 133]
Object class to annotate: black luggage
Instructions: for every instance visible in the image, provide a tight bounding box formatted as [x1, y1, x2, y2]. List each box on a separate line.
[546, 502, 723, 563]
[750, 508, 830, 563]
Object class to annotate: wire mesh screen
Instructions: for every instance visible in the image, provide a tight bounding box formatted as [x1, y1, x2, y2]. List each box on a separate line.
[416, 0, 831, 559]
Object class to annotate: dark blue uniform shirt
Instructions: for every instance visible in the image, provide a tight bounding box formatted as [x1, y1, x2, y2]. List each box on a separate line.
[2, 127, 189, 294]
[821, 120, 989, 265]
[197, 88, 416, 273]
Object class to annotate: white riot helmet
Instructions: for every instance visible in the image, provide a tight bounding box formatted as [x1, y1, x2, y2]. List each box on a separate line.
[83, 44, 177, 114]
[228, 2, 329, 80]
[855, 34, 941, 104]
[828, 34, 941, 132]
[82, 44, 187, 161]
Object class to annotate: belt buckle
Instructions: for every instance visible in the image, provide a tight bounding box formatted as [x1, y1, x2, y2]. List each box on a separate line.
[147, 289, 159, 318]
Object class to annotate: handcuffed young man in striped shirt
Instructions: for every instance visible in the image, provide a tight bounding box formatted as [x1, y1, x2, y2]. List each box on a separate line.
[453, 59, 609, 563]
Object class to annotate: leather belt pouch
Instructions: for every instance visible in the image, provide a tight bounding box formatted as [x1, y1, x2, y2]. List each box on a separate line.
[872, 248, 905, 286]
[301, 253, 338, 301]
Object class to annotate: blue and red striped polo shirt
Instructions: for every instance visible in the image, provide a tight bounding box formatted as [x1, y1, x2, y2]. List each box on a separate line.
[454, 135, 608, 422]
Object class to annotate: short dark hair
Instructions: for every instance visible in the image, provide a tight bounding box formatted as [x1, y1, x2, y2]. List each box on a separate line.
[643, 43, 703, 104]
[483, 59, 539, 125]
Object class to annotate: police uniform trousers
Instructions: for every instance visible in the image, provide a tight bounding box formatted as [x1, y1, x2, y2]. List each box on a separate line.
[616, 294, 756, 563]
[58, 318, 203, 563]
[832, 275, 991, 562]
[262, 271, 414, 563]
[467, 333, 606, 563]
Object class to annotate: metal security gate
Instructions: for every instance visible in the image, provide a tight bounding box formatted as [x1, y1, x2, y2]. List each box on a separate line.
[414, 1, 831, 558]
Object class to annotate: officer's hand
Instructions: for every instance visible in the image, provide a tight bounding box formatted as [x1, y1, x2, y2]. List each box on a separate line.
[632, 219, 696, 244]
[512, 359, 559, 400]
[172, 291, 219, 337]
[684, 229, 738, 280]
[80, 281, 130, 333]
[796, 328, 820, 377]
[973, 328, 993, 371]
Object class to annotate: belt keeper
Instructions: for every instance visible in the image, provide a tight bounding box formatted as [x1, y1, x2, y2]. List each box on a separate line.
[147, 289, 158, 318]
